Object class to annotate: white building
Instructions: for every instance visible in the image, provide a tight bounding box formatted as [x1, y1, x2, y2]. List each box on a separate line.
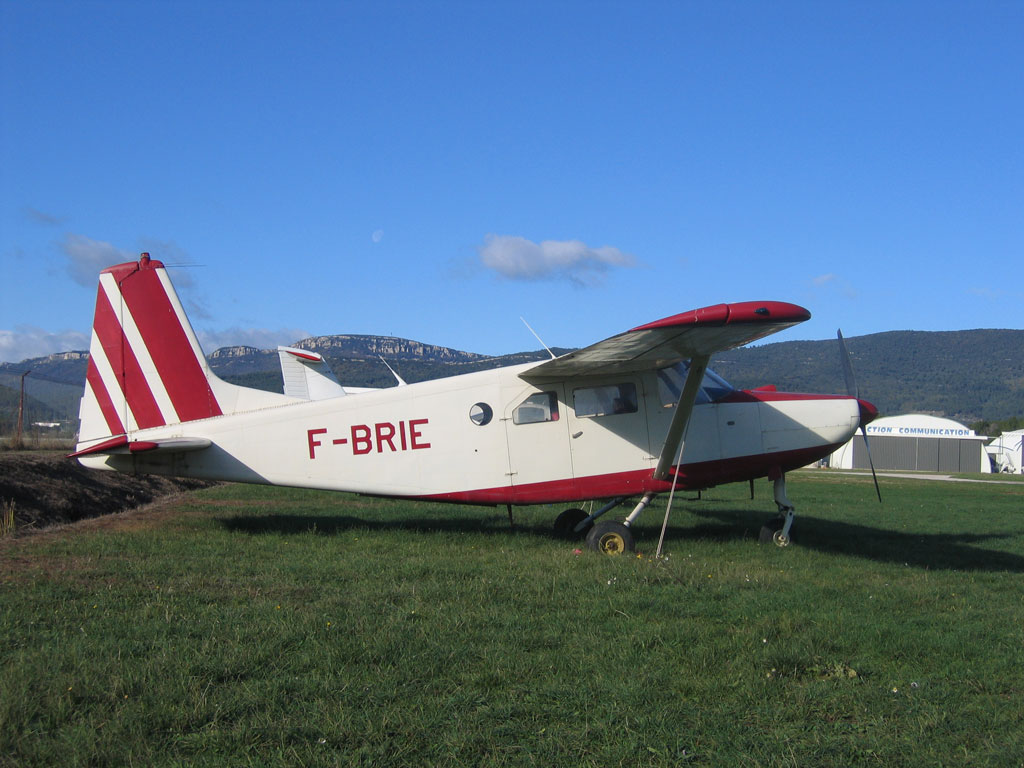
[829, 414, 991, 473]
[986, 429, 1024, 474]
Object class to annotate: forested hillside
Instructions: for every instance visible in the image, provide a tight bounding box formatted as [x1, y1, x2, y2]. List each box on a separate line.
[713, 329, 1024, 422]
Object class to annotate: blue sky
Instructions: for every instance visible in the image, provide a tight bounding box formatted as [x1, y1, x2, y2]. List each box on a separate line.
[2, 1, 1022, 365]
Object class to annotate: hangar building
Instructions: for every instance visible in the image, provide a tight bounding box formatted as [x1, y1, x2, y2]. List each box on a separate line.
[829, 414, 991, 473]
[986, 429, 1024, 474]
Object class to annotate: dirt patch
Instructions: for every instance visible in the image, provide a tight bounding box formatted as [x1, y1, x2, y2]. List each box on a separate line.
[0, 450, 214, 532]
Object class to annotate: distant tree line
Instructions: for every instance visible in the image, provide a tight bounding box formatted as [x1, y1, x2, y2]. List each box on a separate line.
[969, 417, 1024, 438]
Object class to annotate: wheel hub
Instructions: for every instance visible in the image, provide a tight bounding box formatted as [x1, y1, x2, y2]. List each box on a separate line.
[599, 532, 625, 554]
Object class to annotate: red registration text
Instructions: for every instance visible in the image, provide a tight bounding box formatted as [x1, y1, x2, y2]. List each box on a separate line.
[307, 419, 430, 459]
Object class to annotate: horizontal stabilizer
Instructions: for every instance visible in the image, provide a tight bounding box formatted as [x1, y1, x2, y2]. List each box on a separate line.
[278, 346, 348, 400]
[68, 435, 212, 458]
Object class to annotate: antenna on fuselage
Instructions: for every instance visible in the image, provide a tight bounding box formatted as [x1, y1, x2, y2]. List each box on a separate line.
[379, 356, 407, 386]
[520, 317, 556, 360]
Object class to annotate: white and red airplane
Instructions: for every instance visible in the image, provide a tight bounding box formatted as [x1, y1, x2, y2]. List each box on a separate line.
[72, 254, 878, 554]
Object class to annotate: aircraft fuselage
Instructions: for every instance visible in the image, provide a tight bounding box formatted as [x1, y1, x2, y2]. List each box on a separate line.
[80, 360, 862, 505]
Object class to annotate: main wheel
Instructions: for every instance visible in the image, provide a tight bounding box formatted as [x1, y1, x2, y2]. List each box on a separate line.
[586, 521, 635, 556]
[553, 508, 590, 539]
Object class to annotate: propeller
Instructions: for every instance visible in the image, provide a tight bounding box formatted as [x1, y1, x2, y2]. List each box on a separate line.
[838, 330, 882, 502]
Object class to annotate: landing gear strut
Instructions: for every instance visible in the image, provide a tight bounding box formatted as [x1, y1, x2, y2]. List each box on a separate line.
[552, 497, 628, 540]
[553, 496, 645, 555]
[759, 475, 795, 547]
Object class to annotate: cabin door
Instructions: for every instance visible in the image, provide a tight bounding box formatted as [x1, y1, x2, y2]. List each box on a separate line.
[565, 377, 653, 485]
[502, 382, 573, 501]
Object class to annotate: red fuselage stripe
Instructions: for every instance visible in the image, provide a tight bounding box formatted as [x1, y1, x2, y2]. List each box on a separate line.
[118, 266, 222, 422]
[415, 444, 839, 506]
[92, 287, 166, 429]
[85, 357, 125, 436]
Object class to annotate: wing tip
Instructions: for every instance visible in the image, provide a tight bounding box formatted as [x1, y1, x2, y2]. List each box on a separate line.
[630, 301, 810, 332]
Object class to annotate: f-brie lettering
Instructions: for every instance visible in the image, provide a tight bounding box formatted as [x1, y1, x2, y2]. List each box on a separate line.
[307, 419, 431, 459]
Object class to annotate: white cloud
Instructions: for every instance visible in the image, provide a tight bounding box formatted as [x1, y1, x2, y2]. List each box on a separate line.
[58, 233, 211, 318]
[372, 229, 384, 244]
[0, 325, 90, 364]
[59, 233, 134, 287]
[478, 235, 636, 286]
[808, 272, 856, 300]
[967, 285, 1023, 300]
[24, 207, 65, 226]
[196, 327, 312, 353]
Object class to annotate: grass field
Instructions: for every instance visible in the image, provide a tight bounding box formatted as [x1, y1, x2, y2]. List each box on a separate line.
[2, 472, 1023, 766]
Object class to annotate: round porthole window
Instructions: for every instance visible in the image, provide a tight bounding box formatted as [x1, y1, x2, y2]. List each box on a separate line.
[469, 402, 493, 426]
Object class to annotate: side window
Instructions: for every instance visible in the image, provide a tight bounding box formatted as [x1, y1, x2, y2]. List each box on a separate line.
[512, 392, 560, 425]
[573, 383, 638, 418]
[657, 364, 708, 407]
[657, 361, 734, 407]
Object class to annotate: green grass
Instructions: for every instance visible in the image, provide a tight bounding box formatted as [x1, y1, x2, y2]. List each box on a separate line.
[2, 472, 1023, 766]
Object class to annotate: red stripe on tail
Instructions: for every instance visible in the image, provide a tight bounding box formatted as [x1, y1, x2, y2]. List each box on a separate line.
[92, 285, 166, 429]
[85, 357, 126, 436]
[116, 260, 222, 422]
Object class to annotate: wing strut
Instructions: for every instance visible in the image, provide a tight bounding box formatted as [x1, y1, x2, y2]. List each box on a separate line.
[653, 354, 710, 481]
[651, 354, 708, 558]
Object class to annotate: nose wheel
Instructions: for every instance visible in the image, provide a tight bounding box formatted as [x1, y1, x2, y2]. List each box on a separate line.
[759, 476, 796, 547]
[759, 513, 794, 546]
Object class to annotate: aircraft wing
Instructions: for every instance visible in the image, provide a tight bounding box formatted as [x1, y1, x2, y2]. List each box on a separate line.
[520, 301, 810, 382]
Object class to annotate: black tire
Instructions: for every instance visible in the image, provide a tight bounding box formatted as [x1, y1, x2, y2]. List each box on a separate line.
[585, 521, 635, 556]
[759, 515, 786, 545]
[554, 508, 590, 539]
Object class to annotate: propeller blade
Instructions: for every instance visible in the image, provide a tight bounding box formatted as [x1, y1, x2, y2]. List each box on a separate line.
[837, 329, 858, 400]
[860, 424, 882, 502]
[839, 330, 881, 502]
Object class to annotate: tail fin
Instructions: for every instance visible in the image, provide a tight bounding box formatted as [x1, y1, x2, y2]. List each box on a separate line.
[77, 254, 287, 447]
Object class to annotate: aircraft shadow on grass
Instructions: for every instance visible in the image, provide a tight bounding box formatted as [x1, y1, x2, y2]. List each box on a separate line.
[687, 506, 1024, 573]
[220, 513, 561, 539]
[219, 505, 1024, 574]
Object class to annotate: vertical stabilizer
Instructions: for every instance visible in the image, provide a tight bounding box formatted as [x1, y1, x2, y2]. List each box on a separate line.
[77, 254, 291, 449]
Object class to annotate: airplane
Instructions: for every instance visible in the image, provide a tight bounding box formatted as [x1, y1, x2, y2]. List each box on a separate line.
[71, 253, 879, 555]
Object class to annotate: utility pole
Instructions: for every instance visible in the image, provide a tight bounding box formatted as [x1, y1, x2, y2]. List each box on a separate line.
[16, 370, 31, 446]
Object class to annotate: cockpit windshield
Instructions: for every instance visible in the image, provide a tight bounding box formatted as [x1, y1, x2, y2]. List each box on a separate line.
[656, 361, 735, 406]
